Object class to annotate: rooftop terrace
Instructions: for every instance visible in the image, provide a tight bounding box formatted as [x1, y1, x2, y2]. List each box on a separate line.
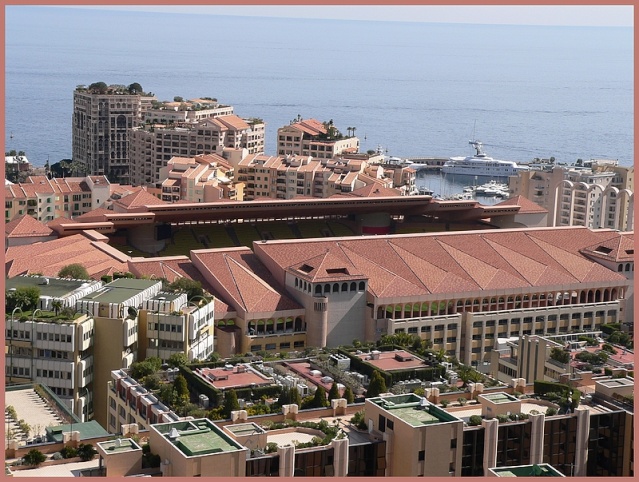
[6, 275, 97, 298]
[79, 278, 159, 305]
[370, 393, 460, 426]
[153, 419, 245, 457]
[98, 438, 142, 454]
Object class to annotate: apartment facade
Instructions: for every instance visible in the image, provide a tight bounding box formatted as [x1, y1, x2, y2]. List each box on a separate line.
[159, 155, 243, 203]
[129, 116, 265, 187]
[4, 175, 110, 223]
[138, 291, 216, 362]
[509, 163, 634, 231]
[277, 118, 360, 159]
[76, 278, 163, 428]
[5, 276, 104, 421]
[72, 85, 155, 183]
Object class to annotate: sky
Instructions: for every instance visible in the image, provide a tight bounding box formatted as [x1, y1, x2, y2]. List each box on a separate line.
[66, 5, 633, 27]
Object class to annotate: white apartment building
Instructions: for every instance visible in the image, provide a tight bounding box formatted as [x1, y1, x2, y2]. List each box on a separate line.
[139, 291, 216, 362]
[509, 163, 634, 231]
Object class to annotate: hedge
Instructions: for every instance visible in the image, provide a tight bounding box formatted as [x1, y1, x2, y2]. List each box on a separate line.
[601, 323, 621, 335]
[178, 365, 223, 406]
[533, 380, 572, 396]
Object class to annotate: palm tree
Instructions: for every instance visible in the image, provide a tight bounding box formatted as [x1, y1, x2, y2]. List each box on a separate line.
[51, 300, 62, 316]
[352, 126, 356, 138]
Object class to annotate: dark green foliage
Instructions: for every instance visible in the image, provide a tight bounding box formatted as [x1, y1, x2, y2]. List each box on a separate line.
[23, 449, 46, 466]
[367, 371, 387, 398]
[174, 375, 190, 405]
[88, 81, 108, 93]
[60, 445, 78, 459]
[343, 386, 355, 404]
[534, 380, 572, 397]
[130, 361, 156, 380]
[328, 382, 340, 402]
[310, 386, 328, 408]
[222, 389, 240, 418]
[58, 263, 90, 280]
[545, 407, 558, 416]
[290, 387, 302, 406]
[128, 82, 143, 94]
[167, 278, 204, 299]
[601, 323, 621, 335]
[575, 351, 608, 365]
[168, 352, 188, 368]
[549, 347, 571, 364]
[6, 286, 41, 312]
[77, 443, 97, 461]
[468, 415, 483, 426]
[278, 386, 292, 406]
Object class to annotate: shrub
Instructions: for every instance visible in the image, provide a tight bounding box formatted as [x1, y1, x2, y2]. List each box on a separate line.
[545, 407, 558, 416]
[496, 414, 510, 423]
[77, 443, 97, 461]
[51, 452, 63, 460]
[23, 449, 46, 467]
[468, 415, 483, 426]
[60, 445, 78, 459]
[58, 263, 90, 280]
[440, 399, 449, 408]
[457, 397, 467, 406]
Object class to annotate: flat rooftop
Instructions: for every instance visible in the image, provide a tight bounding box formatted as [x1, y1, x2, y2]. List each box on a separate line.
[6, 275, 95, 298]
[596, 377, 634, 388]
[153, 419, 245, 457]
[356, 350, 427, 372]
[80, 278, 159, 304]
[482, 392, 519, 404]
[98, 438, 142, 455]
[489, 464, 565, 477]
[369, 393, 460, 427]
[224, 422, 265, 437]
[195, 366, 273, 390]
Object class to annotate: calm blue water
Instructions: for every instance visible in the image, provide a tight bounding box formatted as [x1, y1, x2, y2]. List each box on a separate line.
[5, 7, 634, 168]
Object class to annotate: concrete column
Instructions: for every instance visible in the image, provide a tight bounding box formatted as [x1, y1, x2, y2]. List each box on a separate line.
[231, 410, 248, 423]
[574, 407, 590, 476]
[529, 413, 545, 464]
[482, 418, 499, 473]
[331, 398, 347, 416]
[282, 404, 298, 421]
[278, 444, 295, 477]
[331, 437, 349, 477]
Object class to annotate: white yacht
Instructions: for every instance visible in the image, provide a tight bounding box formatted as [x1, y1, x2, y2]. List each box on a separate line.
[442, 140, 528, 178]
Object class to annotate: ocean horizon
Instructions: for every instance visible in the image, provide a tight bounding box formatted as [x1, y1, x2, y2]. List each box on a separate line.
[4, 6, 633, 168]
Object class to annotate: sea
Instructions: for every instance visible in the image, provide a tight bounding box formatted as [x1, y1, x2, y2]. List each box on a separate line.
[5, 7, 634, 201]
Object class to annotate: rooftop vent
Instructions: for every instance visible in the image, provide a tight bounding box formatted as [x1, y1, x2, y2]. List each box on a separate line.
[168, 427, 180, 440]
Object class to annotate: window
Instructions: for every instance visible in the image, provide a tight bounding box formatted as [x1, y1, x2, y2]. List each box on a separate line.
[386, 419, 394, 430]
[418, 450, 425, 461]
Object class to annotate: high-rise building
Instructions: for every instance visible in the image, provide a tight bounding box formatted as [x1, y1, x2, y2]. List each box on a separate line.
[72, 84, 155, 183]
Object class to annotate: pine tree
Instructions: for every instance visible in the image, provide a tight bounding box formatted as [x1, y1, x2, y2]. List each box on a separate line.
[223, 389, 240, 418]
[311, 385, 328, 408]
[328, 381, 340, 402]
[290, 387, 302, 406]
[278, 387, 291, 406]
[343, 386, 355, 404]
[367, 371, 387, 398]
[173, 374, 190, 406]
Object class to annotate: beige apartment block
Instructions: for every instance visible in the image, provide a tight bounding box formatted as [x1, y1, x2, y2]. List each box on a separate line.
[4, 175, 110, 223]
[129, 116, 265, 187]
[159, 155, 243, 203]
[76, 278, 163, 428]
[277, 118, 359, 159]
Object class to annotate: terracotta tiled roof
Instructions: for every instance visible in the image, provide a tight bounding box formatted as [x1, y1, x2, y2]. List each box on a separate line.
[254, 227, 628, 299]
[216, 115, 250, 131]
[347, 183, 402, 198]
[114, 188, 167, 209]
[496, 195, 548, 214]
[580, 232, 635, 263]
[5, 215, 54, 238]
[5, 234, 129, 280]
[192, 248, 302, 314]
[290, 249, 364, 283]
[74, 208, 113, 222]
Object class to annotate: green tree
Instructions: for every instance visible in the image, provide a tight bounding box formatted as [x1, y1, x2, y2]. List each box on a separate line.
[328, 382, 340, 402]
[158, 383, 177, 407]
[167, 352, 188, 368]
[223, 389, 240, 418]
[77, 443, 97, 461]
[128, 82, 143, 94]
[58, 263, 90, 280]
[468, 415, 483, 426]
[290, 387, 302, 406]
[278, 386, 291, 406]
[173, 374, 190, 406]
[88, 81, 108, 93]
[130, 361, 156, 380]
[366, 371, 387, 398]
[23, 449, 46, 466]
[550, 347, 571, 364]
[343, 386, 355, 404]
[145, 356, 163, 372]
[167, 278, 204, 299]
[51, 300, 63, 316]
[6, 286, 40, 312]
[310, 386, 328, 408]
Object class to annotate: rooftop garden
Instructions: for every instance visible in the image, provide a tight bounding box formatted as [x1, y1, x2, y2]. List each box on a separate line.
[75, 82, 151, 96]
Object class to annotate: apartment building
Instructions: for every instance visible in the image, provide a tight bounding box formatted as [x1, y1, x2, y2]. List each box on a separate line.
[72, 85, 156, 183]
[129, 115, 265, 187]
[277, 118, 359, 159]
[5, 275, 104, 421]
[107, 368, 181, 434]
[4, 175, 110, 223]
[159, 155, 243, 203]
[138, 291, 216, 362]
[76, 277, 163, 428]
[144, 97, 234, 124]
[509, 163, 634, 231]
